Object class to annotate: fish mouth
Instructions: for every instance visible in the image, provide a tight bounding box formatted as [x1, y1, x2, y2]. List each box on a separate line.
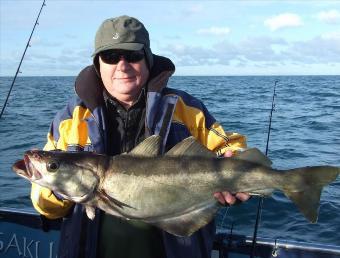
[12, 158, 29, 177]
[12, 154, 42, 180]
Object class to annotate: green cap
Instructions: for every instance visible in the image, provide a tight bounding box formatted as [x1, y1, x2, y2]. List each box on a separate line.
[93, 15, 153, 68]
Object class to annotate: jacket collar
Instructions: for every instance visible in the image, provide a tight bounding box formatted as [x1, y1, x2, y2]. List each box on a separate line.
[74, 54, 175, 112]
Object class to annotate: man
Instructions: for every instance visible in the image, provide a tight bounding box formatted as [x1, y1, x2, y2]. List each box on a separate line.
[31, 15, 249, 258]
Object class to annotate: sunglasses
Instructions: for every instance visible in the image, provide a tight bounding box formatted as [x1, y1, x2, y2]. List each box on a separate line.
[99, 50, 145, 64]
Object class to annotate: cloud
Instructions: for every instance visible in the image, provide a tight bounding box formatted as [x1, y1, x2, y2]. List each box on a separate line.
[57, 47, 92, 66]
[163, 36, 287, 66]
[29, 37, 62, 47]
[196, 27, 231, 37]
[165, 35, 182, 40]
[236, 36, 287, 62]
[163, 34, 340, 67]
[321, 31, 340, 40]
[184, 4, 204, 15]
[64, 33, 78, 39]
[0, 45, 93, 76]
[29, 53, 57, 62]
[264, 13, 303, 31]
[317, 10, 340, 24]
[164, 44, 217, 66]
[283, 35, 340, 64]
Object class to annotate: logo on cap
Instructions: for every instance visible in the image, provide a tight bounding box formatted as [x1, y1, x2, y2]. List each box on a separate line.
[112, 33, 119, 40]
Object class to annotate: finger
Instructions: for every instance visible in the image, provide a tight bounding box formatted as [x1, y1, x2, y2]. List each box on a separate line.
[213, 192, 226, 205]
[235, 192, 251, 202]
[223, 150, 233, 158]
[222, 191, 236, 205]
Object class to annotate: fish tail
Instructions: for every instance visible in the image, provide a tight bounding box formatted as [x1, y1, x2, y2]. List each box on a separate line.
[281, 166, 339, 223]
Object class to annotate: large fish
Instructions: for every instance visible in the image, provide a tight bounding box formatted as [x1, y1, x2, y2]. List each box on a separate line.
[12, 136, 339, 236]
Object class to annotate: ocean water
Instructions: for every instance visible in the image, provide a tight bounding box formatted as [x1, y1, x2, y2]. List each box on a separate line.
[0, 75, 339, 246]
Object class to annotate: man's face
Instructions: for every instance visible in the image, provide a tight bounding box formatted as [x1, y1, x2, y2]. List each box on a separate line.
[99, 49, 150, 106]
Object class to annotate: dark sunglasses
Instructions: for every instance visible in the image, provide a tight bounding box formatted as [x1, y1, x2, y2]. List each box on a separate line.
[99, 50, 145, 64]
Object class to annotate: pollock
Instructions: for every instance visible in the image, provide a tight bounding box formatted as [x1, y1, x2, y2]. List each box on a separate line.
[12, 136, 339, 236]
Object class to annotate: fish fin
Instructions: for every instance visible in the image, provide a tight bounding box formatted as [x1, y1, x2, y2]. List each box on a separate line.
[234, 148, 272, 167]
[85, 206, 96, 220]
[249, 189, 274, 197]
[128, 135, 162, 157]
[284, 188, 321, 223]
[149, 200, 220, 236]
[282, 166, 339, 223]
[166, 136, 216, 158]
[98, 189, 135, 210]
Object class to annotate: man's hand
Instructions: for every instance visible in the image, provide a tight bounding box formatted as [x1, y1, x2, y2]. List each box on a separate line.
[213, 149, 250, 205]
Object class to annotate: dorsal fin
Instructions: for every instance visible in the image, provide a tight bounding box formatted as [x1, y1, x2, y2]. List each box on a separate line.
[128, 135, 162, 157]
[234, 148, 272, 167]
[165, 136, 216, 158]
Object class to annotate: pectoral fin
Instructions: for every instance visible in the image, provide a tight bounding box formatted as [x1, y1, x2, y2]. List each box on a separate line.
[148, 200, 220, 236]
[85, 206, 96, 220]
[98, 189, 135, 210]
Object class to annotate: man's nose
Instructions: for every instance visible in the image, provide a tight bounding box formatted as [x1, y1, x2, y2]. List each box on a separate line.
[116, 57, 130, 70]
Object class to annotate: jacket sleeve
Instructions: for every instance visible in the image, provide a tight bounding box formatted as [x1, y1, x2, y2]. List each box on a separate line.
[172, 94, 247, 155]
[205, 121, 247, 156]
[30, 107, 75, 219]
[31, 99, 93, 219]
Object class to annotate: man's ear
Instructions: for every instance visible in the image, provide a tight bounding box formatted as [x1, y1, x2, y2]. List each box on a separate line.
[93, 54, 101, 78]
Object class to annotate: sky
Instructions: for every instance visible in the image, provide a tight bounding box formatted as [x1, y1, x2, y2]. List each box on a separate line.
[1, 0, 340, 76]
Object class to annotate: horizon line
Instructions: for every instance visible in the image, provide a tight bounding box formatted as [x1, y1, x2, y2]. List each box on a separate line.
[1, 74, 339, 77]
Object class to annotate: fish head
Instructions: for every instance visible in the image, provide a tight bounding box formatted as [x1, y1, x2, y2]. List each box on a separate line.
[12, 150, 100, 202]
[13, 151, 43, 181]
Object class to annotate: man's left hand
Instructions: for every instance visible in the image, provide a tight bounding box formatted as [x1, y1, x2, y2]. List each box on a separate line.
[213, 150, 250, 205]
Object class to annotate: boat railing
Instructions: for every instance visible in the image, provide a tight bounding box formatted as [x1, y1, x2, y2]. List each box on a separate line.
[1, 207, 340, 258]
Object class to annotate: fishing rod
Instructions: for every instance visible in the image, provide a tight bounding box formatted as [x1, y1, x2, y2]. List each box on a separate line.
[0, 0, 47, 120]
[249, 79, 278, 258]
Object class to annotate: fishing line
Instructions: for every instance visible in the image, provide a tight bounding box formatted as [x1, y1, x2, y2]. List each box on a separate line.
[0, 0, 47, 120]
[249, 79, 278, 258]
[218, 206, 230, 231]
[218, 206, 232, 257]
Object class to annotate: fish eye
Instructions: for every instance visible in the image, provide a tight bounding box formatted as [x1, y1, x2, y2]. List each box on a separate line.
[47, 161, 59, 172]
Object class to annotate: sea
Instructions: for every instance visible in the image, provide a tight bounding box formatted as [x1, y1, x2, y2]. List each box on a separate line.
[0, 75, 339, 246]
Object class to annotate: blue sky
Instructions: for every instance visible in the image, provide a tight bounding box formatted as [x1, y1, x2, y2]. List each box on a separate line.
[1, 1, 340, 76]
